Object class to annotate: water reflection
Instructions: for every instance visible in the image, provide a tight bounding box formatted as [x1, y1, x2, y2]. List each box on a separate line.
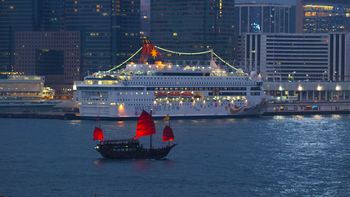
[313, 115, 323, 120]
[293, 115, 304, 120]
[332, 114, 342, 119]
[269, 115, 348, 195]
[2, 117, 350, 196]
[67, 120, 82, 125]
[93, 158, 176, 172]
[273, 115, 285, 121]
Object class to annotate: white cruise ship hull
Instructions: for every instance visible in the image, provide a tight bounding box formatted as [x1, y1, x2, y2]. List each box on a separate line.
[75, 63, 267, 119]
[77, 87, 266, 119]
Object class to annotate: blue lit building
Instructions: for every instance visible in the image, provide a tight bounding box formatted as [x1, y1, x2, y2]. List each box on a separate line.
[234, 3, 295, 34]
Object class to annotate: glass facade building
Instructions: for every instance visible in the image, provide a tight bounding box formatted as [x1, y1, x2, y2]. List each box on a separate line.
[0, 0, 35, 71]
[150, 0, 235, 64]
[64, 0, 113, 75]
[64, 0, 140, 75]
[234, 3, 295, 34]
[36, 0, 65, 30]
[1, 0, 141, 76]
[140, 0, 150, 37]
[112, 0, 141, 67]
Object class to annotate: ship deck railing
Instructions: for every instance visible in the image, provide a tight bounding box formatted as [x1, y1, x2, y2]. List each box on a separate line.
[100, 139, 137, 145]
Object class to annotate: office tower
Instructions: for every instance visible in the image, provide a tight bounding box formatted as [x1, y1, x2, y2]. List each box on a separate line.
[64, 0, 141, 75]
[112, 0, 141, 66]
[64, 0, 113, 75]
[237, 33, 350, 81]
[14, 32, 80, 95]
[150, 0, 235, 65]
[37, 0, 65, 30]
[0, 0, 35, 71]
[235, 3, 295, 34]
[141, 0, 150, 37]
[298, 0, 350, 33]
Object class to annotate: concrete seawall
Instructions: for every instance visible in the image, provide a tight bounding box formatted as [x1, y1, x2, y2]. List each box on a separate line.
[0, 102, 350, 120]
[264, 102, 350, 116]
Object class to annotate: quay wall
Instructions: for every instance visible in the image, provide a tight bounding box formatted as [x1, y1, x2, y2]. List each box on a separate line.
[0, 102, 350, 119]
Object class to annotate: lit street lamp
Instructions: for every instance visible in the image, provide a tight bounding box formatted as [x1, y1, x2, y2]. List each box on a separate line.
[292, 71, 296, 81]
[322, 70, 327, 81]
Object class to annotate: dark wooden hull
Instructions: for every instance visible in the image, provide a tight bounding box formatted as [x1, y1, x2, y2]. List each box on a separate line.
[96, 144, 176, 160]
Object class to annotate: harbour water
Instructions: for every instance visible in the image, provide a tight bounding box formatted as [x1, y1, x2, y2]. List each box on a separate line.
[0, 116, 350, 196]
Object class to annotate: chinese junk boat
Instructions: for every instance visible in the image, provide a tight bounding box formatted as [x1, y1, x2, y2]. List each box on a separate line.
[93, 111, 176, 160]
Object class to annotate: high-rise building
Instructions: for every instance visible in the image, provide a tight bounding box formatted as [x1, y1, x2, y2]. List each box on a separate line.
[37, 0, 65, 30]
[141, 0, 150, 37]
[14, 31, 80, 95]
[0, 0, 36, 71]
[112, 0, 141, 67]
[234, 3, 295, 34]
[150, 0, 235, 64]
[1, 0, 141, 77]
[297, 0, 350, 33]
[237, 33, 350, 82]
[64, 0, 112, 75]
[64, 0, 141, 75]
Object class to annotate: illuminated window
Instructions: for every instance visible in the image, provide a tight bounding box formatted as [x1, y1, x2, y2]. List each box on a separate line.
[90, 32, 100, 36]
[96, 4, 101, 12]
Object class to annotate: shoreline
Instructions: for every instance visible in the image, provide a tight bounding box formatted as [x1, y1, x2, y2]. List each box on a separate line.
[0, 110, 349, 120]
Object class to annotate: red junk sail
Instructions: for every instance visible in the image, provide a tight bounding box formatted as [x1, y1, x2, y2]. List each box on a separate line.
[162, 126, 175, 142]
[134, 111, 156, 139]
[93, 127, 104, 141]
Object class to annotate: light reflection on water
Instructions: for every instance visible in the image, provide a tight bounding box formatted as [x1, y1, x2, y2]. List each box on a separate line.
[0, 116, 350, 196]
[266, 115, 350, 196]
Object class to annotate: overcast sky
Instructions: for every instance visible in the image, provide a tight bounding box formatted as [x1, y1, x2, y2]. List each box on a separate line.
[236, 0, 296, 5]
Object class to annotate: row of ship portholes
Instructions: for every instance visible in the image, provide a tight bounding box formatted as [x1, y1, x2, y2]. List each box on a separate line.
[134, 76, 249, 80]
[132, 102, 247, 113]
[131, 81, 252, 86]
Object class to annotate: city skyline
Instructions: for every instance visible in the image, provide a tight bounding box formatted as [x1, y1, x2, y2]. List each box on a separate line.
[0, 0, 350, 96]
[1, 2, 350, 196]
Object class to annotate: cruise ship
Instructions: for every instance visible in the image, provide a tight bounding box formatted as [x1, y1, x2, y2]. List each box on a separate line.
[74, 61, 267, 119]
[0, 72, 59, 112]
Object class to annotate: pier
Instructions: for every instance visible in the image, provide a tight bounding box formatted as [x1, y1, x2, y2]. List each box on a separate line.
[263, 102, 350, 116]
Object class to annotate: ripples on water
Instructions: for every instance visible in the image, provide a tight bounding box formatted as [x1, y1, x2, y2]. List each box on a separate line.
[0, 115, 350, 196]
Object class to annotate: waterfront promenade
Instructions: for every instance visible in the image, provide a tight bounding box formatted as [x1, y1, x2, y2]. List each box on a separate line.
[264, 102, 350, 115]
